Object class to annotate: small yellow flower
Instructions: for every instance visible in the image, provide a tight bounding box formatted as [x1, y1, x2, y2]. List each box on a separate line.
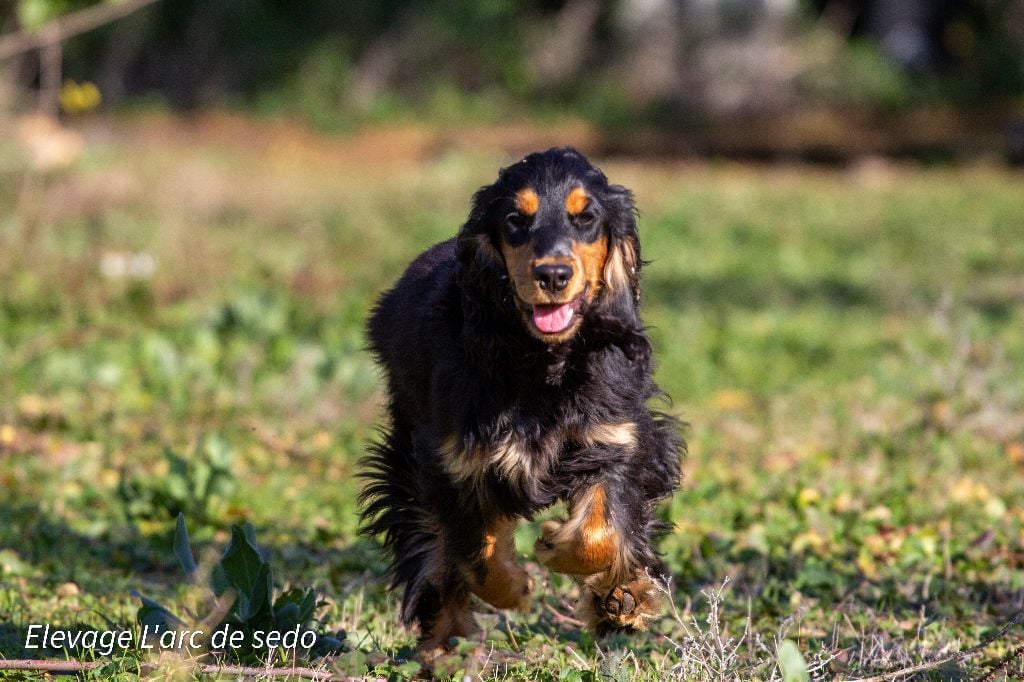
[59, 80, 102, 116]
[0, 424, 14, 446]
[797, 487, 821, 507]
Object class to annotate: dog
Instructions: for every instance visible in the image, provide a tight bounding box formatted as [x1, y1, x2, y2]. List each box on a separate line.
[360, 147, 682, 655]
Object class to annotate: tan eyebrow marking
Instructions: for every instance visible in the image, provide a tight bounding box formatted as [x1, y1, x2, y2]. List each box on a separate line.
[566, 187, 588, 215]
[515, 188, 539, 216]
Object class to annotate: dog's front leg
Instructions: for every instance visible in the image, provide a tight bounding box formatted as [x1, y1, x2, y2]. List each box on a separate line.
[534, 474, 668, 633]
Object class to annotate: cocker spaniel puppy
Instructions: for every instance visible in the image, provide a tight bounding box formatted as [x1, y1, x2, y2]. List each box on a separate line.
[361, 147, 682, 655]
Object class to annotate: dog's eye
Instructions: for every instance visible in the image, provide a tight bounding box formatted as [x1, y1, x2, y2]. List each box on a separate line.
[574, 210, 598, 229]
[506, 212, 531, 232]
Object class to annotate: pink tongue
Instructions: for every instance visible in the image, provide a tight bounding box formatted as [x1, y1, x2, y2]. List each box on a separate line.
[533, 302, 575, 334]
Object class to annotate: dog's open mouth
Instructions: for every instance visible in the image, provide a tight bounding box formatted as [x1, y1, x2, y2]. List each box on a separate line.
[532, 294, 583, 334]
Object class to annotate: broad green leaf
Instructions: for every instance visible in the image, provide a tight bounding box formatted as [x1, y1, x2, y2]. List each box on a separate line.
[219, 525, 272, 623]
[778, 639, 809, 682]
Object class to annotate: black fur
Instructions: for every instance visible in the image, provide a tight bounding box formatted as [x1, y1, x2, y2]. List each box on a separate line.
[359, 147, 683, 646]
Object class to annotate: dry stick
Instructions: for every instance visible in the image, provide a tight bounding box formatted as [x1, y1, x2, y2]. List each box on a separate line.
[0, 659, 385, 681]
[842, 611, 1024, 682]
[978, 641, 1024, 682]
[0, 0, 161, 61]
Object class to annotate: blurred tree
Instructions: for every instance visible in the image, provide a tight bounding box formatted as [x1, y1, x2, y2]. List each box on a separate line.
[1, 0, 1022, 136]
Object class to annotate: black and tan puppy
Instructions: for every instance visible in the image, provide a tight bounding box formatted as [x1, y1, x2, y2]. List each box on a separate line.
[360, 147, 682, 655]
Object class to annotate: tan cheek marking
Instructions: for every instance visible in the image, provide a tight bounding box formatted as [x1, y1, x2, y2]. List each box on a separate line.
[572, 235, 609, 298]
[515, 188, 539, 216]
[500, 241, 541, 301]
[566, 187, 588, 215]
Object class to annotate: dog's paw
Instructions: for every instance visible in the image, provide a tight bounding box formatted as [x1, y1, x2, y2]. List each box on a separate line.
[533, 519, 564, 568]
[578, 570, 661, 634]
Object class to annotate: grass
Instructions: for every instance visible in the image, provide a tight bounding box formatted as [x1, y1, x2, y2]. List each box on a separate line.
[1, 111, 1024, 680]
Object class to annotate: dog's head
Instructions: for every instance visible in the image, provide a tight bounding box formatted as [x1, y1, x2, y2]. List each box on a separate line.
[458, 147, 641, 345]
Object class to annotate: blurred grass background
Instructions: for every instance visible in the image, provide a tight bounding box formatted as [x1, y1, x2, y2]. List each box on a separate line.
[1, 1, 1024, 679]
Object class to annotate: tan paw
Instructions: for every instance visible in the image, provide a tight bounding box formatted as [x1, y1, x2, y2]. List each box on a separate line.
[578, 570, 661, 634]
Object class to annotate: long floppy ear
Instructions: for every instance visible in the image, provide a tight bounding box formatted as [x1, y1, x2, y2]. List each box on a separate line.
[600, 184, 642, 324]
[456, 182, 507, 288]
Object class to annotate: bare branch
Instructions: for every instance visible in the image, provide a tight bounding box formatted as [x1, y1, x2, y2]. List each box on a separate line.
[0, 0, 160, 61]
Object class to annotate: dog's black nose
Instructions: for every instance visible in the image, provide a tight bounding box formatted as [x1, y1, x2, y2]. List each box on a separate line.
[533, 263, 573, 292]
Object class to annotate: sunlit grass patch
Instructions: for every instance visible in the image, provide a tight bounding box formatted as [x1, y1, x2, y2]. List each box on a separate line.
[1, 116, 1023, 679]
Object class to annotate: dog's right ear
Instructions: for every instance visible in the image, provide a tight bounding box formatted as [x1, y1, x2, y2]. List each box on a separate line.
[457, 182, 505, 274]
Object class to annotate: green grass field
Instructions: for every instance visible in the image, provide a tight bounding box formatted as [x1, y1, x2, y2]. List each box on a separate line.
[1, 113, 1023, 680]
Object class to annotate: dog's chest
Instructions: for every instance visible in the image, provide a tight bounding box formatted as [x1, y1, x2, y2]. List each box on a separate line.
[439, 417, 638, 494]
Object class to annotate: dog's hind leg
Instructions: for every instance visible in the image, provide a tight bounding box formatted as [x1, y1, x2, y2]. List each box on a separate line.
[359, 424, 477, 656]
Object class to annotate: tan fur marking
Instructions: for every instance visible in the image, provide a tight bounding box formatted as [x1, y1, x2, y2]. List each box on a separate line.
[565, 187, 588, 215]
[439, 434, 484, 485]
[515, 187, 539, 216]
[573, 235, 609, 299]
[441, 432, 537, 489]
[499, 241, 540, 301]
[580, 422, 637, 451]
[490, 434, 532, 485]
[602, 239, 637, 294]
[535, 484, 618, 575]
[466, 518, 531, 611]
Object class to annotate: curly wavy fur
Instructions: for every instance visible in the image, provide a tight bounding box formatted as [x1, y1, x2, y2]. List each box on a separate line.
[360, 147, 683, 656]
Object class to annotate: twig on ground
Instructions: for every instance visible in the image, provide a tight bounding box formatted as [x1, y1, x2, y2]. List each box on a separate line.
[979, 640, 1024, 682]
[842, 611, 1024, 682]
[0, 658, 383, 680]
[543, 601, 585, 627]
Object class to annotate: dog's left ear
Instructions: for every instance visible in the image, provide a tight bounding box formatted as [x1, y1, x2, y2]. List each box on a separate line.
[600, 184, 642, 324]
